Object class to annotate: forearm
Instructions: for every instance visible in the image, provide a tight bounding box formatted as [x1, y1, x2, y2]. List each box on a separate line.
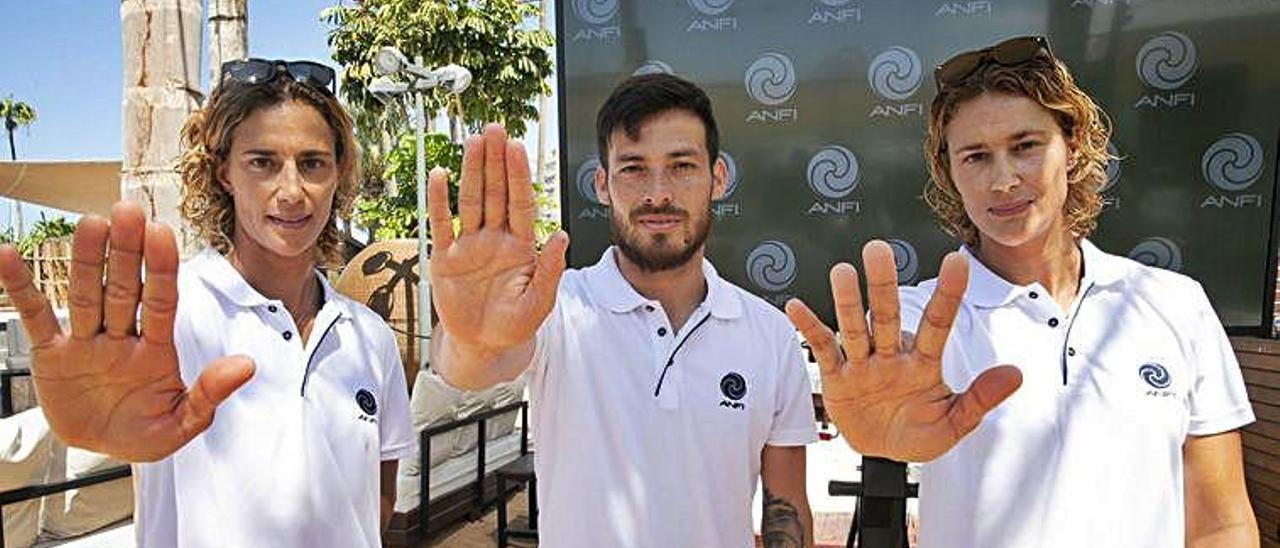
[380, 493, 394, 533]
[761, 445, 813, 548]
[1187, 523, 1258, 548]
[762, 486, 813, 548]
[432, 327, 535, 391]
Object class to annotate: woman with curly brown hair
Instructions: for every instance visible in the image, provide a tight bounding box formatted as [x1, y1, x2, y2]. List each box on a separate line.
[0, 59, 413, 548]
[787, 37, 1257, 547]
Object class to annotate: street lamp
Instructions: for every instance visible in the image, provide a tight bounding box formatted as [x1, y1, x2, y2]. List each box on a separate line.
[368, 46, 471, 377]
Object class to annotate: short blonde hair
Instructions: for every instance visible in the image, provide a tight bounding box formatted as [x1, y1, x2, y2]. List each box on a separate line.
[923, 54, 1112, 248]
[178, 75, 360, 265]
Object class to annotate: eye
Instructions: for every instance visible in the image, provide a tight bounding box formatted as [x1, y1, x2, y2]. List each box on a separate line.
[248, 157, 274, 170]
[1014, 140, 1042, 152]
[674, 162, 697, 172]
[619, 165, 644, 175]
[300, 158, 328, 171]
[961, 152, 987, 165]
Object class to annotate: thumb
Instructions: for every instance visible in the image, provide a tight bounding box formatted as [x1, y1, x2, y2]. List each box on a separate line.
[947, 364, 1022, 440]
[177, 355, 256, 440]
[526, 230, 569, 314]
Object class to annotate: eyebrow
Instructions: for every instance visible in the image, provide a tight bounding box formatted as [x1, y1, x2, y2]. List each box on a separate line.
[240, 149, 334, 158]
[951, 130, 1051, 155]
[615, 147, 702, 164]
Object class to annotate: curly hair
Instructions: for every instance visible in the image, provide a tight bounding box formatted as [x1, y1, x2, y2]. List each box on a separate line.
[178, 74, 359, 266]
[923, 53, 1113, 248]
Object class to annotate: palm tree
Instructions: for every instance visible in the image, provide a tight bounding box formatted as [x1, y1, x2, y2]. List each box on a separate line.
[0, 97, 37, 161]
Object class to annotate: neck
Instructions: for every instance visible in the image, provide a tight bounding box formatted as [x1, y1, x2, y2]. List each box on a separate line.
[973, 225, 1082, 311]
[225, 234, 319, 317]
[614, 247, 708, 332]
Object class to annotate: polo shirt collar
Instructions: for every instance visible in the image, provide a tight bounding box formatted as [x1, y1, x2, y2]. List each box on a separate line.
[960, 238, 1127, 309]
[586, 247, 743, 320]
[190, 247, 350, 319]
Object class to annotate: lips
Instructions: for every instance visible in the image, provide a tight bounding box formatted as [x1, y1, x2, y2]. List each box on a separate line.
[635, 214, 684, 232]
[988, 199, 1033, 218]
[267, 214, 312, 230]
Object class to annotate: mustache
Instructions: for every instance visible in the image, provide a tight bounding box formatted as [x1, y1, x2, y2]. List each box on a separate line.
[628, 204, 689, 221]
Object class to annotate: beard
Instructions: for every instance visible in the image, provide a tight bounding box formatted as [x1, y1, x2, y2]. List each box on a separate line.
[609, 202, 713, 273]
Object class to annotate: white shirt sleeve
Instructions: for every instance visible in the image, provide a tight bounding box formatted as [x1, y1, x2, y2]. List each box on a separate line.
[897, 284, 931, 337]
[767, 329, 819, 446]
[1185, 284, 1255, 436]
[529, 295, 564, 403]
[378, 328, 417, 460]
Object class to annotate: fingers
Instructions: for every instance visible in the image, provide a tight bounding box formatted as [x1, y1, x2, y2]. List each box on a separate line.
[829, 263, 870, 368]
[913, 252, 968, 366]
[505, 139, 535, 241]
[139, 222, 180, 347]
[482, 123, 509, 230]
[427, 167, 455, 251]
[457, 133, 485, 235]
[0, 245, 61, 348]
[178, 355, 256, 442]
[862, 240, 902, 356]
[68, 215, 108, 340]
[102, 202, 146, 338]
[784, 298, 842, 376]
[524, 231, 568, 318]
[947, 365, 1022, 440]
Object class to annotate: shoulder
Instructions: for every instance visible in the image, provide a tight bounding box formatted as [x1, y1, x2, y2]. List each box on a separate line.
[331, 291, 400, 350]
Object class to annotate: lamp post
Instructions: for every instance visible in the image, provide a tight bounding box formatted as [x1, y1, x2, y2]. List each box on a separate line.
[368, 47, 472, 375]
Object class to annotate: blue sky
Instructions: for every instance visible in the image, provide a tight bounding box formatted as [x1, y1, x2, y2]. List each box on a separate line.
[0, 0, 557, 229]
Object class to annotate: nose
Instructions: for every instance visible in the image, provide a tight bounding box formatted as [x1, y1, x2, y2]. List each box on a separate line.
[989, 152, 1021, 193]
[639, 167, 681, 208]
[275, 161, 306, 206]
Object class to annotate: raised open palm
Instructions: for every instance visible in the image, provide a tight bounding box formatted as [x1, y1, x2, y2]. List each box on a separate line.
[785, 241, 1022, 462]
[0, 202, 254, 462]
[428, 123, 568, 355]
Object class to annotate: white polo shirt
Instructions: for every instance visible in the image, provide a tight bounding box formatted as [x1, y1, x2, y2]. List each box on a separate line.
[134, 248, 415, 548]
[527, 248, 817, 548]
[899, 240, 1254, 548]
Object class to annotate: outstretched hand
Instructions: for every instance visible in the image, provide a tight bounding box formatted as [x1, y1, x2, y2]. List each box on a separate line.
[785, 240, 1022, 462]
[428, 123, 568, 359]
[0, 202, 254, 462]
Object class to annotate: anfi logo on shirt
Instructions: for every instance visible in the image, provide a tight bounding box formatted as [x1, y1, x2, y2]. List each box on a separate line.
[719, 372, 747, 410]
[1139, 362, 1175, 398]
[355, 388, 378, 416]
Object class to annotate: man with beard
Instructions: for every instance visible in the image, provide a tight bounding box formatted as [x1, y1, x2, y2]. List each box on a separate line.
[429, 73, 817, 547]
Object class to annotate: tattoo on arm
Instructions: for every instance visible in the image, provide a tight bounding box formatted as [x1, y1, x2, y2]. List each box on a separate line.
[762, 487, 805, 548]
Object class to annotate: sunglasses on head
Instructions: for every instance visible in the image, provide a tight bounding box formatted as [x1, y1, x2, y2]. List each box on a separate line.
[933, 36, 1052, 91]
[220, 58, 337, 94]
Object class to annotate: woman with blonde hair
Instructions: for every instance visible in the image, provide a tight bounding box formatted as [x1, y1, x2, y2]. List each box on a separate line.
[0, 59, 413, 548]
[787, 36, 1258, 547]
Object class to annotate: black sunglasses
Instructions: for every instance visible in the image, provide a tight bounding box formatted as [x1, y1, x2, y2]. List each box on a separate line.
[933, 36, 1052, 91]
[220, 58, 337, 93]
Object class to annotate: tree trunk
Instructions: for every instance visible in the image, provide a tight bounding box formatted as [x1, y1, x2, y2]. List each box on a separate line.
[535, 0, 548, 187]
[120, 0, 203, 252]
[207, 0, 248, 87]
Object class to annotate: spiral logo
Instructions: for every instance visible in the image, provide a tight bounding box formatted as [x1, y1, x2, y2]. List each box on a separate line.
[719, 152, 740, 200]
[575, 157, 602, 205]
[745, 52, 797, 106]
[1127, 237, 1182, 272]
[886, 239, 919, 284]
[1102, 141, 1121, 193]
[572, 0, 619, 25]
[817, 0, 852, 5]
[1202, 132, 1263, 192]
[806, 145, 860, 200]
[746, 240, 797, 292]
[868, 46, 923, 102]
[355, 388, 378, 415]
[688, 0, 734, 16]
[1138, 363, 1171, 389]
[1136, 31, 1197, 90]
[720, 372, 747, 400]
[633, 60, 675, 76]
